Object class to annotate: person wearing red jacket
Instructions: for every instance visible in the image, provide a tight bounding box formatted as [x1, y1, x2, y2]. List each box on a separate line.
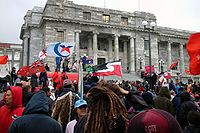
[0, 86, 24, 133]
[52, 68, 60, 90]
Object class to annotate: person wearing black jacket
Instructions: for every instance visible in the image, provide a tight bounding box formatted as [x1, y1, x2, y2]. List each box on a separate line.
[8, 91, 63, 133]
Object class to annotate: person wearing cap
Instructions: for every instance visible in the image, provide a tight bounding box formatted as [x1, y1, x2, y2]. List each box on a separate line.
[127, 109, 183, 133]
[65, 99, 87, 133]
[58, 79, 74, 97]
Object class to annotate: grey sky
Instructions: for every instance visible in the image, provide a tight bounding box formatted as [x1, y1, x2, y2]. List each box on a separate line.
[0, 0, 199, 44]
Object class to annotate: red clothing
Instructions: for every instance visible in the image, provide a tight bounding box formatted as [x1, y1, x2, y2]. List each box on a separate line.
[0, 86, 24, 133]
[52, 71, 59, 83]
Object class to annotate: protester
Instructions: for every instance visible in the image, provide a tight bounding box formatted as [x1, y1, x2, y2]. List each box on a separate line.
[52, 91, 73, 132]
[127, 109, 183, 133]
[39, 71, 48, 87]
[9, 91, 63, 133]
[11, 67, 17, 85]
[41, 87, 54, 115]
[45, 63, 50, 71]
[0, 86, 24, 133]
[183, 110, 200, 133]
[74, 85, 128, 133]
[66, 99, 87, 133]
[22, 85, 33, 107]
[52, 68, 60, 90]
[30, 74, 38, 91]
[177, 92, 197, 129]
[154, 87, 175, 116]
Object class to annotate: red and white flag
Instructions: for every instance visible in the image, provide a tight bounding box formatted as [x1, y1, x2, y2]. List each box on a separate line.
[93, 60, 122, 77]
[38, 49, 47, 60]
[0, 55, 9, 77]
[186, 32, 200, 75]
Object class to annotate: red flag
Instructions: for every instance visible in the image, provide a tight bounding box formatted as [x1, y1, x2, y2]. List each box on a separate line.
[29, 60, 45, 74]
[93, 60, 122, 77]
[17, 61, 45, 76]
[185, 69, 191, 75]
[17, 66, 30, 76]
[164, 71, 171, 79]
[145, 65, 155, 73]
[170, 61, 178, 70]
[186, 32, 200, 75]
[0, 55, 8, 64]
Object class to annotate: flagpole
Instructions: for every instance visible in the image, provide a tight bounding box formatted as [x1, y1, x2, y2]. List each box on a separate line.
[78, 60, 83, 99]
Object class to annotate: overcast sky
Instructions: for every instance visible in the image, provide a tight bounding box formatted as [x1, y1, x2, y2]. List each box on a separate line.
[0, 0, 199, 44]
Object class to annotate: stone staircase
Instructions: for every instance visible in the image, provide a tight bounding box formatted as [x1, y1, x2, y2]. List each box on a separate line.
[99, 72, 143, 81]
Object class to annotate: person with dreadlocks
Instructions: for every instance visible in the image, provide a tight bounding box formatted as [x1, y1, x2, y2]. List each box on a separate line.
[74, 82, 128, 133]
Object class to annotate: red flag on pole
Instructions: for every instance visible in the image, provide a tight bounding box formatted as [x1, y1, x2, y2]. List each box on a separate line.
[170, 61, 178, 70]
[17, 61, 45, 76]
[186, 32, 200, 75]
[145, 65, 155, 73]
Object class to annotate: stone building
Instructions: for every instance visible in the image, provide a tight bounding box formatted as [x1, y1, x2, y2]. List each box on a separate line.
[20, 0, 198, 81]
[0, 43, 22, 71]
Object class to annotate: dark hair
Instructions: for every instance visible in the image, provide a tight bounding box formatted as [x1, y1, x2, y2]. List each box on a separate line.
[84, 85, 128, 133]
[180, 92, 191, 103]
[187, 110, 200, 125]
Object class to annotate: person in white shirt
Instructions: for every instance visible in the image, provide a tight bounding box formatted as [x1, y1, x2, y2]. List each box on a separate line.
[65, 99, 87, 133]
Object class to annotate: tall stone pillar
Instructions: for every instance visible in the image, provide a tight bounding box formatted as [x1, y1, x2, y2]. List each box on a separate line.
[75, 30, 81, 61]
[88, 36, 93, 57]
[108, 38, 113, 61]
[23, 35, 29, 66]
[114, 34, 120, 60]
[123, 41, 128, 71]
[129, 37, 135, 72]
[180, 43, 185, 73]
[93, 31, 98, 65]
[167, 41, 172, 69]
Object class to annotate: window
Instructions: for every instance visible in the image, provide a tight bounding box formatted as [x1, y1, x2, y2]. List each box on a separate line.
[121, 17, 128, 26]
[83, 12, 91, 20]
[102, 14, 110, 23]
[119, 43, 124, 52]
[57, 31, 64, 42]
[144, 40, 149, 50]
[0, 49, 4, 56]
[14, 51, 20, 60]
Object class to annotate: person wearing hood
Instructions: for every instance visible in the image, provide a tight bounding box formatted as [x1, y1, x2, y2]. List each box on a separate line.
[8, 91, 63, 133]
[0, 86, 24, 133]
[154, 87, 175, 116]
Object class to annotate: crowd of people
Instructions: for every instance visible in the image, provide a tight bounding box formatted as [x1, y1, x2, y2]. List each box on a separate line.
[0, 67, 200, 133]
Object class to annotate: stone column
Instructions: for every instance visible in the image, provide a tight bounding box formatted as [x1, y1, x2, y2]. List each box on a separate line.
[167, 41, 172, 69]
[88, 36, 93, 57]
[75, 30, 81, 61]
[23, 35, 29, 66]
[93, 31, 98, 65]
[180, 43, 185, 73]
[123, 41, 128, 71]
[108, 38, 113, 61]
[114, 34, 120, 60]
[129, 37, 135, 72]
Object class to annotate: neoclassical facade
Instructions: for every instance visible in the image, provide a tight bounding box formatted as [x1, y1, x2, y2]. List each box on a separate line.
[20, 0, 196, 80]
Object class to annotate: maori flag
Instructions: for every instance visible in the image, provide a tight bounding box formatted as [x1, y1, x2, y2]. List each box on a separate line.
[17, 60, 45, 76]
[92, 60, 122, 77]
